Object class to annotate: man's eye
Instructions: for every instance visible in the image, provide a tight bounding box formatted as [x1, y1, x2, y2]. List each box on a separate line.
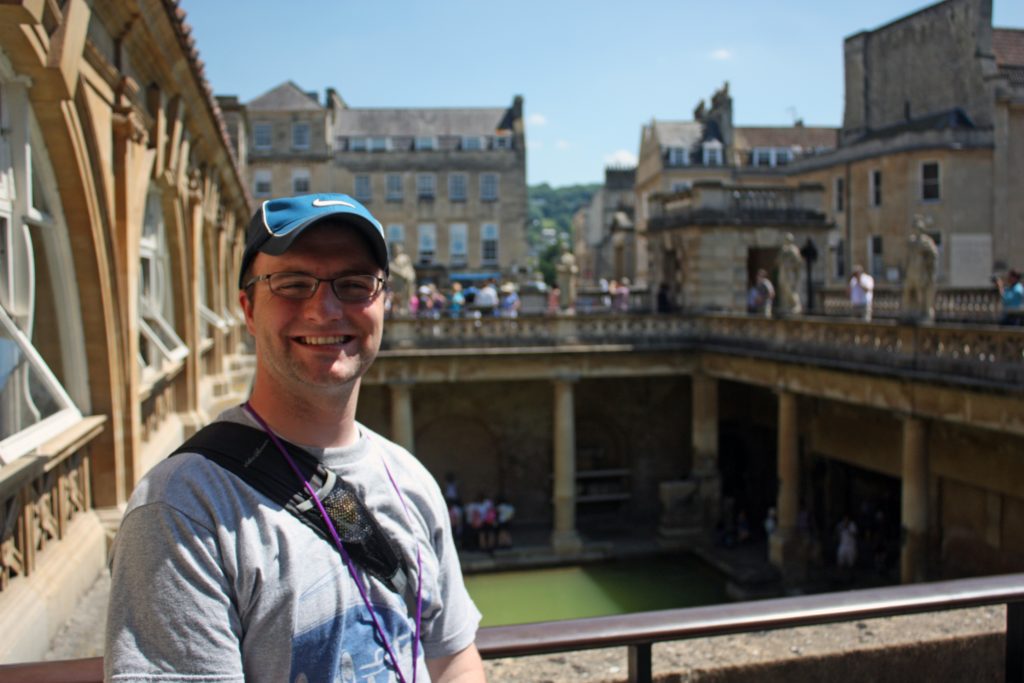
[274, 276, 313, 291]
[337, 278, 372, 293]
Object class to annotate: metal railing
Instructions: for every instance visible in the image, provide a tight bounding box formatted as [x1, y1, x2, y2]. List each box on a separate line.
[2, 573, 1021, 682]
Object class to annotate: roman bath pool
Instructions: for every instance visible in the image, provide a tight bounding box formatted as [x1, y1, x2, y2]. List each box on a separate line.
[463, 554, 728, 627]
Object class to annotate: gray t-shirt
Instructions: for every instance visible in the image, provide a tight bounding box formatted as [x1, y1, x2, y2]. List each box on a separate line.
[106, 406, 480, 682]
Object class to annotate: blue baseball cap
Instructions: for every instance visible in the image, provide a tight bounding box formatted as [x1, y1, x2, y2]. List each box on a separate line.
[239, 193, 389, 288]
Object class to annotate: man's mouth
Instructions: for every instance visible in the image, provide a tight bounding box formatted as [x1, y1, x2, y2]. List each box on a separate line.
[295, 335, 354, 346]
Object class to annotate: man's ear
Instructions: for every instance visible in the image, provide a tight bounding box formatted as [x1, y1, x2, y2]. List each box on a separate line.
[239, 289, 257, 336]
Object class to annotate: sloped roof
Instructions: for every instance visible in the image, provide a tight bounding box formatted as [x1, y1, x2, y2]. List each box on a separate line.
[247, 81, 322, 111]
[652, 120, 706, 148]
[993, 29, 1024, 67]
[335, 107, 511, 136]
[734, 126, 838, 150]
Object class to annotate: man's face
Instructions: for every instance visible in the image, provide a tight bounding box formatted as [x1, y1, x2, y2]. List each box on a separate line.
[239, 223, 385, 398]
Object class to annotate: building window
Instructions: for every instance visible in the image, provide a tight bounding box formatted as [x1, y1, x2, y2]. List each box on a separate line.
[139, 189, 188, 381]
[667, 147, 689, 167]
[386, 224, 405, 255]
[870, 169, 882, 207]
[417, 173, 436, 200]
[414, 136, 436, 151]
[922, 162, 940, 201]
[292, 122, 311, 150]
[481, 223, 499, 265]
[703, 141, 723, 166]
[417, 223, 436, 265]
[292, 169, 310, 194]
[253, 169, 272, 197]
[349, 137, 367, 152]
[386, 174, 403, 201]
[480, 173, 499, 202]
[354, 174, 372, 202]
[870, 235, 884, 277]
[492, 134, 511, 149]
[449, 223, 468, 266]
[462, 136, 483, 151]
[752, 147, 791, 167]
[448, 173, 467, 202]
[671, 181, 692, 194]
[834, 177, 845, 212]
[369, 137, 389, 152]
[253, 123, 272, 150]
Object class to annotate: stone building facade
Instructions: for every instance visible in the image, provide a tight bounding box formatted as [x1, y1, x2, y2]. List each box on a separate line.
[0, 0, 250, 662]
[576, 166, 637, 286]
[633, 83, 837, 311]
[787, 0, 1024, 289]
[230, 82, 529, 284]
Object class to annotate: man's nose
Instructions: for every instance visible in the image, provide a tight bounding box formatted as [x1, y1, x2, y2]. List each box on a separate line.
[303, 281, 345, 318]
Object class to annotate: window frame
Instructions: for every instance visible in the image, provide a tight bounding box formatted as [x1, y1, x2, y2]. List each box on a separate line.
[921, 161, 941, 202]
[869, 169, 882, 208]
[386, 174, 403, 201]
[481, 222, 499, 265]
[449, 223, 468, 266]
[480, 173, 499, 202]
[417, 223, 437, 265]
[291, 168, 310, 195]
[417, 173, 436, 200]
[448, 173, 467, 202]
[253, 122, 272, 150]
[291, 121, 311, 151]
[354, 174, 372, 203]
[253, 169, 272, 197]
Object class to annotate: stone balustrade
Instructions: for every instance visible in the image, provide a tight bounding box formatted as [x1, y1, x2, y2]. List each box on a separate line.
[381, 313, 1024, 390]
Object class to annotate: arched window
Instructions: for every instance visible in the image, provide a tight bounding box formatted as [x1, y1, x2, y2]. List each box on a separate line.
[138, 188, 187, 382]
[0, 77, 85, 464]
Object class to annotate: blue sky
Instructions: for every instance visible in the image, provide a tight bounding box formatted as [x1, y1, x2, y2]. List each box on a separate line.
[179, 1, 1024, 187]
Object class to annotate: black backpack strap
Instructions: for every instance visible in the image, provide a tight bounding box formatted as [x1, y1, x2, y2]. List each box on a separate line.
[172, 421, 407, 593]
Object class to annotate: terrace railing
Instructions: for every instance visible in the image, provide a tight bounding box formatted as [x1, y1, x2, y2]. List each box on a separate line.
[381, 313, 1024, 391]
[3, 573, 1021, 683]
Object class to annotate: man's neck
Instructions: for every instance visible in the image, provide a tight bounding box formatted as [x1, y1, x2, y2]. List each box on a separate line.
[246, 380, 361, 448]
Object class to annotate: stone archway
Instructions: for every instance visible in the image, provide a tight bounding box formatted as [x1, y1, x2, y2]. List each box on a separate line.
[415, 415, 501, 501]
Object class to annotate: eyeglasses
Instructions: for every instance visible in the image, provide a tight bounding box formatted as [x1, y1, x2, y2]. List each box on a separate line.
[245, 272, 385, 303]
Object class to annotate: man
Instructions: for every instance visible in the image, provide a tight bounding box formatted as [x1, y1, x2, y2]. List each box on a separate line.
[848, 264, 875, 321]
[106, 194, 485, 682]
[996, 268, 1023, 326]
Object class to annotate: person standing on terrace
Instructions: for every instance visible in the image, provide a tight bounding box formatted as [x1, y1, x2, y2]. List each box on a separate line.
[848, 264, 875, 321]
[995, 268, 1023, 326]
[106, 194, 485, 682]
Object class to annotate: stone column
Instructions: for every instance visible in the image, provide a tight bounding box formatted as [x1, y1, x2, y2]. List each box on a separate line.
[770, 390, 801, 576]
[552, 376, 582, 554]
[389, 381, 415, 453]
[900, 415, 928, 583]
[691, 372, 721, 527]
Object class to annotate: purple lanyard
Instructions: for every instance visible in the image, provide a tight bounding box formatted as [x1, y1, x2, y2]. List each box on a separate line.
[243, 403, 424, 683]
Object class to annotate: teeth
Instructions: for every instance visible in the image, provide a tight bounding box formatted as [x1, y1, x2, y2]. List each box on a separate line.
[299, 336, 350, 345]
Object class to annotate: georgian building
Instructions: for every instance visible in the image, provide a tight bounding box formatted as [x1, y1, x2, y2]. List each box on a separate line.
[231, 82, 529, 284]
[576, 166, 636, 286]
[787, 0, 1024, 291]
[634, 84, 838, 309]
[0, 0, 250, 662]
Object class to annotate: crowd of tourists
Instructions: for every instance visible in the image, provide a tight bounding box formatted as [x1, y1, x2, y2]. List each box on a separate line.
[443, 473, 515, 552]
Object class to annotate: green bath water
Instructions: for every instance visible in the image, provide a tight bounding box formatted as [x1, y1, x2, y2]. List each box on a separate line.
[464, 554, 728, 627]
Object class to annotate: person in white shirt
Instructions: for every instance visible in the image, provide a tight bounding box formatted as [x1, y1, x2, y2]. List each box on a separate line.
[848, 264, 875, 321]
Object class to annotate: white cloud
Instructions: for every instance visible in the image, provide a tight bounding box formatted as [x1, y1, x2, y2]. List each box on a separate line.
[604, 149, 637, 167]
[555, 139, 571, 150]
[709, 48, 733, 61]
[528, 113, 548, 127]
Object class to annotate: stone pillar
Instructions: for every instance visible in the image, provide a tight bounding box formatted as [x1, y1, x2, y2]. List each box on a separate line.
[551, 376, 582, 554]
[389, 381, 415, 453]
[770, 390, 801, 575]
[691, 372, 721, 528]
[900, 415, 928, 584]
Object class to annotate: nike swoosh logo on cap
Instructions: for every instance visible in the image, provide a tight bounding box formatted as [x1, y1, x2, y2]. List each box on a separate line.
[311, 198, 355, 208]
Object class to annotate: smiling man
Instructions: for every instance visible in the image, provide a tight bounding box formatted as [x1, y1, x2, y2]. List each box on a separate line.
[106, 194, 485, 682]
